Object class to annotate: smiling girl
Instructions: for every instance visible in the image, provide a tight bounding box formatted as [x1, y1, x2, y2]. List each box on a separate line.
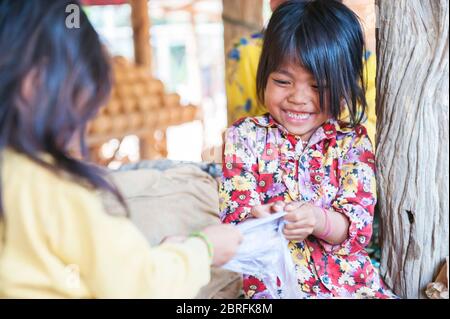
[219, 0, 396, 299]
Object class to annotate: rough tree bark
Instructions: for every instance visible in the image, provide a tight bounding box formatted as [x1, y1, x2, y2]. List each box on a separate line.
[376, 0, 449, 298]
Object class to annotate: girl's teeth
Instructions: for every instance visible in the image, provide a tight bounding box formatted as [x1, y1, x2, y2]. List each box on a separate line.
[287, 111, 311, 120]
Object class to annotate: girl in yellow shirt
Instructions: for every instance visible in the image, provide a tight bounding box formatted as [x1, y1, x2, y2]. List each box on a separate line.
[0, 0, 241, 299]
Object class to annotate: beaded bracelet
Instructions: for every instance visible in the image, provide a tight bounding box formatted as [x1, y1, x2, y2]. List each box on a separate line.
[316, 208, 332, 239]
[189, 231, 213, 259]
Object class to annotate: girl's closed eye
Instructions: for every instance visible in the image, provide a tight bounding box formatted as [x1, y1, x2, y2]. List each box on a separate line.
[273, 78, 291, 86]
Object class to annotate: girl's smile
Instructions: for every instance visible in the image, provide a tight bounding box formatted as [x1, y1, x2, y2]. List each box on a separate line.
[282, 109, 318, 123]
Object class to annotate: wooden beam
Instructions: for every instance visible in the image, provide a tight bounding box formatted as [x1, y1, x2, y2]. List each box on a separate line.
[222, 0, 263, 55]
[129, 0, 152, 71]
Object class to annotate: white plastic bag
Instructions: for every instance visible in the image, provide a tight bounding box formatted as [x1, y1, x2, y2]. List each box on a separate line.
[222, 212, 306, 299]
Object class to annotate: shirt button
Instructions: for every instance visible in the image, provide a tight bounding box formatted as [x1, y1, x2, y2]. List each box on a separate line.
[259, 180, 266, 187]
[225, 162, 233, 170]
[358, 236, 366, 244]
[266, 149, 273, 155]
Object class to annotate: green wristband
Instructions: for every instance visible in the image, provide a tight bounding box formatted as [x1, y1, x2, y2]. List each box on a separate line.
[189, 231, 213, 259]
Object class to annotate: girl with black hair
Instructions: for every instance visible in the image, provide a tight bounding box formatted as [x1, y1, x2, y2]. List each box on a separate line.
[220, 0, 396, 299]
[0, 0, 241, 298]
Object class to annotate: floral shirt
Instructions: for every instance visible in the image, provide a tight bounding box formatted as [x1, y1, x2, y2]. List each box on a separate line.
[219, 114, 396, 299]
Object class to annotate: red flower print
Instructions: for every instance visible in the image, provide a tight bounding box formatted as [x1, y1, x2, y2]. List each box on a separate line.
[359, 151, 376, 170]
[352, 266, 367, 285]
[322, 123, 336, 137]
[355, 125, 367, 137]
[257, 174, 274, 193]
[310, 157, 322, 171]
[222, 209, 242, 224]
[244, 276, 267, 293]
[261, 143, 279, 161]
[323, 257, 343, 281]
[323, 138, 337, 149]
[231, 190, 251, 205]
[222, 156, 244, 179]
[266, 195, 285, 203]
[328, 159, 339, 186]
[356, 182, 373, 200]
[310, 171, 324, 184]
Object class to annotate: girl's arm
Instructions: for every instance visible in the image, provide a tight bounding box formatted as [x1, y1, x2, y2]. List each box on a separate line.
[49, 186, 213, 298]
[282, 128, 376, 254]
[282, 201, 350, 245]
[322, 129, 377, 255]
[219, 121, 262, 224]
[312, 206, 350, 245]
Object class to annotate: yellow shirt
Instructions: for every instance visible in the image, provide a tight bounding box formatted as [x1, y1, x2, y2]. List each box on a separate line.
[225, 33, 377, 145]
[0, 150, 211, 298]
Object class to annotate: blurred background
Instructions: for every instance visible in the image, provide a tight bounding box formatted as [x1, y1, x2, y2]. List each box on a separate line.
[81, 0, 375, 169]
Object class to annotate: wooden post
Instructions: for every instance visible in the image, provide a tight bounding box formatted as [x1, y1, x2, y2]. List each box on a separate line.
[129, 0, 152, 71]
[222, 0, 264, 56]
[376, 0, 449, 298]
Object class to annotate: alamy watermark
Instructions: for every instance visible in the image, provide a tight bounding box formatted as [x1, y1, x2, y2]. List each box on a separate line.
[65, 4, 80, 29]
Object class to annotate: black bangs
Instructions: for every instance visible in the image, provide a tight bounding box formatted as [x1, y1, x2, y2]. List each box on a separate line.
[256, 0, 368, 126]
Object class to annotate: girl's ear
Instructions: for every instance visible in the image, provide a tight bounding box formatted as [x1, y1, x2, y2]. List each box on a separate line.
[20, 67, 40, 107]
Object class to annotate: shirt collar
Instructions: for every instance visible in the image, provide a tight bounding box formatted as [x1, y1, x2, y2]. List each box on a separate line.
[250, 113, 353, 145]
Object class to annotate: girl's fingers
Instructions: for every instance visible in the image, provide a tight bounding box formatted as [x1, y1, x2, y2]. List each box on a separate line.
[283, 229, 309, 241]
[283, 227, 311, 236]
[252, 201, 284, 218]
[284, 220, 307, 230]
[284, 211, 304, 223]
[284, 201, 305, 212]
[251, 205, 271, 218]
[272, 201, 285, 212]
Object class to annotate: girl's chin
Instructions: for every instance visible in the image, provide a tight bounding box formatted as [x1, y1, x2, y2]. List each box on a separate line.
[284, 126, 311, 137]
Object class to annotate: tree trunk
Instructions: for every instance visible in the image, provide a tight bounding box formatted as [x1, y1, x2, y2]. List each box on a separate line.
[376, 0, 449, 298]
[222, 0, 264, 55]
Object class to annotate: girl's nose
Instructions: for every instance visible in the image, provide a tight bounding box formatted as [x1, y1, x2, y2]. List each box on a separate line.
[286, 87, 310, 106]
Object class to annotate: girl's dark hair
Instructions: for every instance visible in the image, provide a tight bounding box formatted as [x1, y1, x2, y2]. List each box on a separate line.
[0, 0, 125, 217]
[257, 0, 367, 126]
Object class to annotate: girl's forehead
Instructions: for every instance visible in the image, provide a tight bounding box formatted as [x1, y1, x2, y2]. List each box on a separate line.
[273, 60, 314, 79]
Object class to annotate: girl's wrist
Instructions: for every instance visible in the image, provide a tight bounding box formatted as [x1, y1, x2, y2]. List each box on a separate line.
[189, 231, 214, 260]
[313, 207, 331, 239]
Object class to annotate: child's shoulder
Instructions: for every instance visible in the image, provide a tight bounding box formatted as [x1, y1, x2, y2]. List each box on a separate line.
[230, 114, 270, 130]
[335, 121, 373, 151]
[336, 121, 369, 139]
[3, 149, 96, 202]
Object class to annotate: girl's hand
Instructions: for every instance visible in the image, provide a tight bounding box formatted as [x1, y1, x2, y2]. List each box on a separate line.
[250, 201, 285, 218]
[201, 224, 243, 267]
[283, 202, 320, 241]
[160, 225, 243, 267]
